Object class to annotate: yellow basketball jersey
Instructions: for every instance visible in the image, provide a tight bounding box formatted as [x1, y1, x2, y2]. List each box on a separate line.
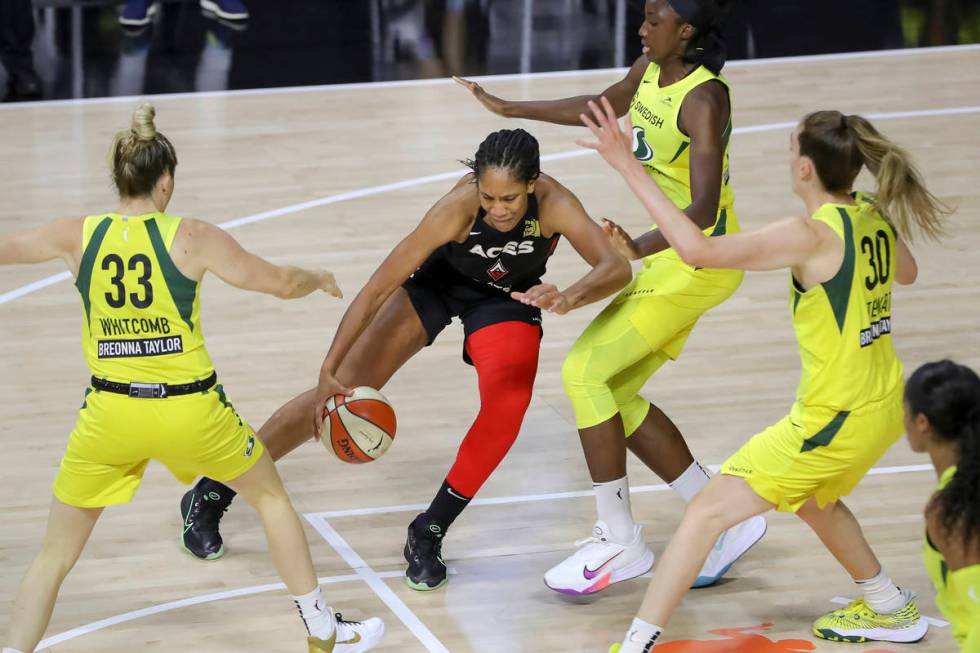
[629, 62, 737, 245]
[924, 466, 980, 647]
[75, 213, 213, 383]
[789, 194, 903, 419]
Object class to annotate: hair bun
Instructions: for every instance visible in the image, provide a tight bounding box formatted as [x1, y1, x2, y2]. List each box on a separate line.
[131, 102, 157, 141]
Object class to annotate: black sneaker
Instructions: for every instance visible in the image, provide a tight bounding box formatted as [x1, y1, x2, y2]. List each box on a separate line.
[403, 514, 447, 591]
[180, 478, 235, 560]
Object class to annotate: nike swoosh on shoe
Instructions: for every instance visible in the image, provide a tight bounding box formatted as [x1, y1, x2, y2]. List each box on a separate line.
[583, 551, 622, 580]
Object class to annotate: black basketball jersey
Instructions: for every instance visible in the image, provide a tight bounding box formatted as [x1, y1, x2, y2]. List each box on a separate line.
[433, 194, 561, 294]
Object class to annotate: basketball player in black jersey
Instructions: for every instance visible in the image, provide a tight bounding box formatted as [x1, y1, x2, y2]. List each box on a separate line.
[179, 129, 632, 590]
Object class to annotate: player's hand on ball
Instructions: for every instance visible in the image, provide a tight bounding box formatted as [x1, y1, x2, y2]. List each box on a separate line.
[318, 270, 342, 298]
[312, 368, 351, 441]
[601, 218, 640, 260]
[454, 76, 509, 116]
[512, 283, 571, 315]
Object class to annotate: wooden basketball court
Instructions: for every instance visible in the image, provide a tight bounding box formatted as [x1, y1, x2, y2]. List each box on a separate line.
[1, 43, 978, 652]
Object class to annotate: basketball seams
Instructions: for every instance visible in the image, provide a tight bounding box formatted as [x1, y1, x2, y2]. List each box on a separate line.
[330, 410, 369, 463]
[336, 406, 392, 455]
[342, 397, 397, 436]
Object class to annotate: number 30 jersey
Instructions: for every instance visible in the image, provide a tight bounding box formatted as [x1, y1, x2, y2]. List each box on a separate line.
[790, 193, 903, 417]
[75, 213, 214, 383]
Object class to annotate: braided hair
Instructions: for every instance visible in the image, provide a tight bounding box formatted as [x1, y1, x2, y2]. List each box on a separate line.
[906, 360, 980, 546]
[463, 128, 540, 184]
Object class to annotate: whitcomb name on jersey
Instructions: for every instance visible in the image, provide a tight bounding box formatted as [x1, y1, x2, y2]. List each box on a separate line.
[98, 316, 173, 337]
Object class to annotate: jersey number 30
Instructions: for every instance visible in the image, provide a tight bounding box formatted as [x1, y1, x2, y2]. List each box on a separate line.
[861, 230, 891, 291]
[102, 253, 153, 309]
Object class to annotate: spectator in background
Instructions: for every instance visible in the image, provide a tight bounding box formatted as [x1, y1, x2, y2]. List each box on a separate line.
[119, 0, 249, 28]
[0, 0, 41, 100]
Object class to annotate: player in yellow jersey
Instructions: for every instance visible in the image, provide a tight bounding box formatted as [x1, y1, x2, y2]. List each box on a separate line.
[581, 99, 951, 650]
[905, 360, 980, 652]
[457, 0, 766, 594]
[0, 104, 384, 653]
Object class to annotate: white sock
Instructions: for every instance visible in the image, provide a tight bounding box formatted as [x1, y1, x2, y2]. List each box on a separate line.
[594, 476, 635, 541]
[292, 586, 336, 639]
[3, 648, 27, 653]
[668, 461, 711, 502]
[856, 568, 906, 614]
[618, 617, 664, 653]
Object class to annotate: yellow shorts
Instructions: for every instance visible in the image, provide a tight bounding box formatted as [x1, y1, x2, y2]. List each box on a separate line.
[625, 254, 744, 358]
[721, 389, 904, 512]
[562, 256, 742, 432]
[53, 384, 264, 508]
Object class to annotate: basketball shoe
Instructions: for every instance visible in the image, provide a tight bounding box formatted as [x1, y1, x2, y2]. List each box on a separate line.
[544, 520, 654, 595]
[404, 514, 447, 591]
[200, 0, 249, 21]
[118, 0, 159, 26]
[180, 478, 234, 560]
[812, 589, 927, 643]
[692, 515, 767, 588]
[307, 612, 385, 653]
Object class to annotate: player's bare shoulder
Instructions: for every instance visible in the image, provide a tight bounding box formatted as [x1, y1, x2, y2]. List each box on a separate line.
[428, 173, 483, 242]
[535, 174, 586, 237]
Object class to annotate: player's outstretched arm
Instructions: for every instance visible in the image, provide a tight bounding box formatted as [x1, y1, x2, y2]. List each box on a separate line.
[453, 55, 647, 126]
[0, 217, 82, 270]
[579, 98, 838, 274]
[176, 219, 341, 300]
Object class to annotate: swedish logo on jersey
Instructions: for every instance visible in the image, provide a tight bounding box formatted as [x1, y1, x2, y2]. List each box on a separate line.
[523, 219, 541, 238]
[632, 126, 654, 162]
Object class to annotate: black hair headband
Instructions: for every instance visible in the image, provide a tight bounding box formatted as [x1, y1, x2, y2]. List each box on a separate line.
[669, 0, 708, 27]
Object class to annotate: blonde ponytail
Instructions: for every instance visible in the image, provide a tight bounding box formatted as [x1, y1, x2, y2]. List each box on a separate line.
[846, 115, 950, 242]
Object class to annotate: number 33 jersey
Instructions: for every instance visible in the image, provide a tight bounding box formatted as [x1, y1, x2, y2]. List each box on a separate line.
[789, 192, 903, 416]
[75, 213, 214, 383]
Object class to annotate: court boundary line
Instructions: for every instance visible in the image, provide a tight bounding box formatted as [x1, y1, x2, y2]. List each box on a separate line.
[305, 514, 452, 653]
[30, 463, 935, 648]
[308, 463, 935, 520]
[35, 569, 405, 649]
[1, 43, 978, 111]
[3, 105, 979, 307]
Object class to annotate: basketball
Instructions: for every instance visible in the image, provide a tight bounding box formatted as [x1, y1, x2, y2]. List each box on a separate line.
[322, 386, 397, 464]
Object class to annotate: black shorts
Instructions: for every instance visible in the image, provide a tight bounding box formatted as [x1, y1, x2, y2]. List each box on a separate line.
[403, 260, 543, 364]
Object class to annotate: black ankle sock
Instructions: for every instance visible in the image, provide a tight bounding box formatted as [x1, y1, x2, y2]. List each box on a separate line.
[419, 479, 471, 532]
[197, 477, 237, 502]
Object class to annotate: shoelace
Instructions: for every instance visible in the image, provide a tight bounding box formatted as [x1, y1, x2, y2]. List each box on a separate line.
[573, 533, 609, 548]
[188, 493, 230, 529]
[414, 530, 445, 564]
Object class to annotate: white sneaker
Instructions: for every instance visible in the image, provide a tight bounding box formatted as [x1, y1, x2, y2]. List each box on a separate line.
[544, 520, 654, 595]
[692, 514, 767, 588]
[308, 612, 385, 653]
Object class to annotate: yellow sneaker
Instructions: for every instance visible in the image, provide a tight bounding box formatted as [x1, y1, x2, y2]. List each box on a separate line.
[812, 590, 927, 643]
